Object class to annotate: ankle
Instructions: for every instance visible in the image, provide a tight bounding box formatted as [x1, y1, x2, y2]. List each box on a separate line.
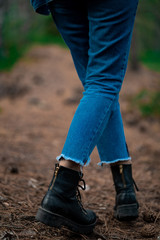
[59, 159, 81, 172]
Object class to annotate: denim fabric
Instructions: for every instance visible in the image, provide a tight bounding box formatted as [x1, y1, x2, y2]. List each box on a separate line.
[48, 0, 139, 166]
[30, 0, 52, 15]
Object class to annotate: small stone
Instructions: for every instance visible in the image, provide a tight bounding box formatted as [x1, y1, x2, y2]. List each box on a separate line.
[3, 202, 9, 207]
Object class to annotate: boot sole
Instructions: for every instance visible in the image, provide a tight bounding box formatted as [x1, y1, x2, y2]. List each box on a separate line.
[36, 207, 96, 234]
[114, 203, 139, 221]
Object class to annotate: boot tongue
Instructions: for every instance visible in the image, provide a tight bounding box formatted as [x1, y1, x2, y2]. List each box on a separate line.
[53, 165, 81, 195]
[58, 165, 82, 182]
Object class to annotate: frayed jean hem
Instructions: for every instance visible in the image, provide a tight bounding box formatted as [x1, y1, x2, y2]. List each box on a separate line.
[56, 154, 90, 166]
[98, 157, 131, 166]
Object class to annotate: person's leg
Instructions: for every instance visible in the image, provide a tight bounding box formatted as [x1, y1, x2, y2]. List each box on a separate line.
[50, 0, 132, 169]
[53, 0, 139, 221]
[48, 0, 89, 171]
[56, 0, 139, 222]
[97, 97, 131, 165]
[85, 0, 139, 220]
[85, 0, 138, 165]
[36, 0, 96, 234]
[36, 0, 139, 233]
[56, 0, 139, 167]
[57, 0, 139, 221]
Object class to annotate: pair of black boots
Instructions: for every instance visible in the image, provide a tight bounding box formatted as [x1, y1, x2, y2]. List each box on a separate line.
[36, 163, 139, 234]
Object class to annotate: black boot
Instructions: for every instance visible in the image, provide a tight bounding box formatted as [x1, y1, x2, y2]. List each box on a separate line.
[110, 164, 139, 221]
[36, 163, 96, 234]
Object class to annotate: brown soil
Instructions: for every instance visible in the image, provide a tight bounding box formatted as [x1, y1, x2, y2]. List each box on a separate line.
[0, 45, 160, 240]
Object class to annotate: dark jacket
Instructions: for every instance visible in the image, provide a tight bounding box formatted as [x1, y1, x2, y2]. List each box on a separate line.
[30, 0, 52, 15]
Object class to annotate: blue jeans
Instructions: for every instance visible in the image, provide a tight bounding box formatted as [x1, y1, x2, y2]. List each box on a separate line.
[48, 0, 138, 166]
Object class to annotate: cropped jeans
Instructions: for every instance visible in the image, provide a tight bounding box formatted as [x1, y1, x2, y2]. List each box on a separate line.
[48, 0, 139, 166]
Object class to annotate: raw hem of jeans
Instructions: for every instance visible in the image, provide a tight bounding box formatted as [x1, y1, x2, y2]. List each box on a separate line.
[56, 154, 90, 166]
[97, 157, 131, 166]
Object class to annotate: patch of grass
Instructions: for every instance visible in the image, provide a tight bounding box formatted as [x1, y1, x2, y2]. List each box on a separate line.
[132, 90, 160, 117]
[140, 51, 160, 72]
[0, 46, 23, 71]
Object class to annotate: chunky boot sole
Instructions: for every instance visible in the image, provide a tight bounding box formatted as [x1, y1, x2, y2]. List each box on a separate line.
[114, 203, 139, 221]
[36, 207, 96, 234]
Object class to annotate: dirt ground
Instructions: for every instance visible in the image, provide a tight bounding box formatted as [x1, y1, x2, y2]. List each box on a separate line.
[0, 45, 160, 240]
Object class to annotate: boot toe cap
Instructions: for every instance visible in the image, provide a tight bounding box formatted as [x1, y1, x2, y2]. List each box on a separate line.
[86, 209, 97, 224]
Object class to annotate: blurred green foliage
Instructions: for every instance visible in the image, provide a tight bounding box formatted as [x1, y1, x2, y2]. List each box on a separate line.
[0, 1, 65, 70]
[140, 51, 160, 72]
[134, 0, 160, 71]
[132, 90, 160, 117]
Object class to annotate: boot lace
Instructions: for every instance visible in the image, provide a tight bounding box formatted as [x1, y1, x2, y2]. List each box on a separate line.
[76, 174, 87, 214]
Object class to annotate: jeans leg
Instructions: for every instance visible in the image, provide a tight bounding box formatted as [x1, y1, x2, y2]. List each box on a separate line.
[86, 0, 138, 165]
[97, 96, 131, 165]
[49, 0, 138, 166]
